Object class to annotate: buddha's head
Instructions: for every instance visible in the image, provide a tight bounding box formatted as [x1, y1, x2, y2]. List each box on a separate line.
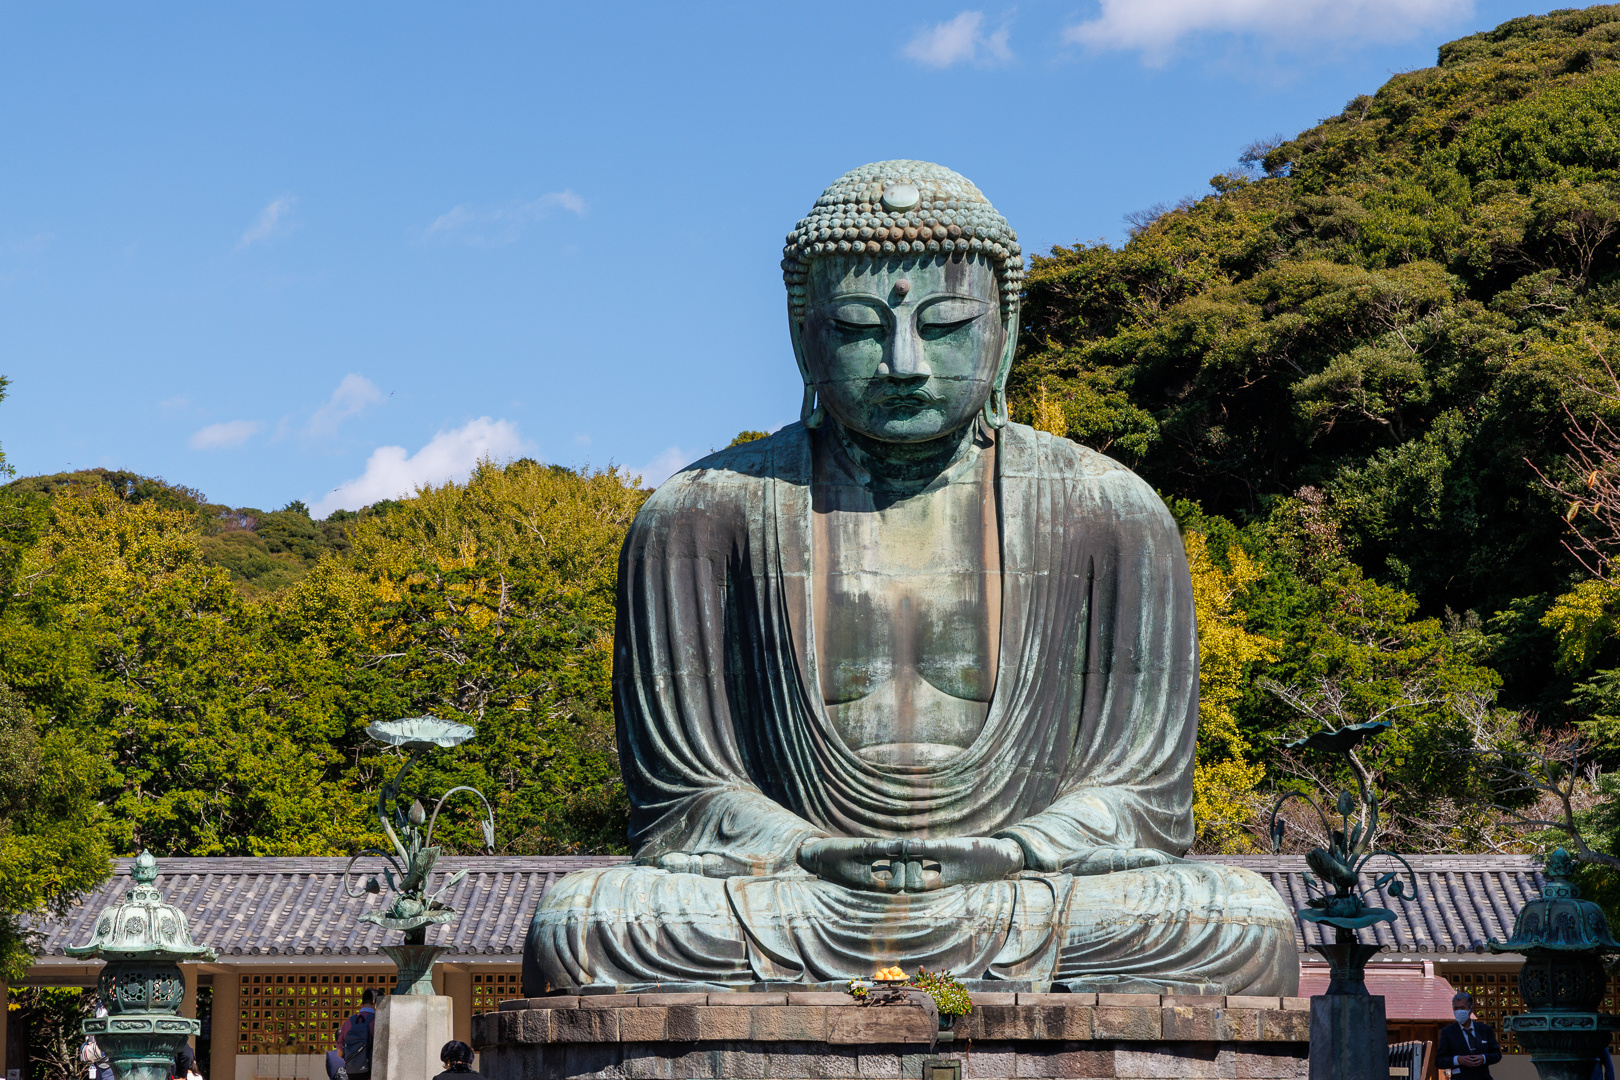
[782, 161, 1023, 444]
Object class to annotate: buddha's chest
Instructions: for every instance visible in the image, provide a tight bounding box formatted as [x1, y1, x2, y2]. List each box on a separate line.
[810, 465, 1001, 765]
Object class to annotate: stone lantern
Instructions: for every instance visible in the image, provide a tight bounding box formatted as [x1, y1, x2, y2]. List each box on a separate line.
[65, 852, 218, 1080]
[1490, 847, 1620, 1080]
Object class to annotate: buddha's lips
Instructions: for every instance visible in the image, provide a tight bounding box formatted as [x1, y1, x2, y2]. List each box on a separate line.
[878, 390, 939, 407]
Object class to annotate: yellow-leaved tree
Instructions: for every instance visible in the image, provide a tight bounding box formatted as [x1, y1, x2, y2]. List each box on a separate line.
[1185, 531, 1275, 852]
[1030, 384, 1067, 437]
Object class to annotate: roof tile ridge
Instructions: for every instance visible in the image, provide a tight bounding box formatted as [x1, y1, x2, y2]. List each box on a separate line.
[463, 866, 502, 954]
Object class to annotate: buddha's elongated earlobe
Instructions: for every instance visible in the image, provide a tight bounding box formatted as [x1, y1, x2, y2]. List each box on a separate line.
[788, 311, 825, 430]
[801, 384, 825, 429]
[982, 386, 1008, 429]
[983, 299, 1020, 429]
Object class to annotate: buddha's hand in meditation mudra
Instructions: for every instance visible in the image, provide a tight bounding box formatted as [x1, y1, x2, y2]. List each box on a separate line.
[796, 838, 1175, 892]
[797, 837, 1024, 893]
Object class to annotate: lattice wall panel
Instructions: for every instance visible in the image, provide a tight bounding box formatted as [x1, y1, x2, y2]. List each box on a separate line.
[471, 971, 523, 1014]
[238, 971, 393, 1056]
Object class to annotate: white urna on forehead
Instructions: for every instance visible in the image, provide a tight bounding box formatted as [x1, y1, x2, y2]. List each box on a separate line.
[782, 160, 1024, 322]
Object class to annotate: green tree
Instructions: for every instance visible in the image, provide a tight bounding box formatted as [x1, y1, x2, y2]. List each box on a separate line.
[0, 483, 361, 856]
[286, 458, 649, 854]
[0, 685, 112, 980]
[1010, 6, 1620, 726]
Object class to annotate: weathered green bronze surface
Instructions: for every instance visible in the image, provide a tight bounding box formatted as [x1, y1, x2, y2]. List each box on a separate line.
[524, 161, 1298, 995]
[345, 715, 494, 993]
[67, 852, 217, 1080]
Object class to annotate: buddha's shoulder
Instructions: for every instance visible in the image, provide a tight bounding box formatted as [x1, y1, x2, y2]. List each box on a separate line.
[1004, 422, 1148, 487]
[633, 426, 807, 520]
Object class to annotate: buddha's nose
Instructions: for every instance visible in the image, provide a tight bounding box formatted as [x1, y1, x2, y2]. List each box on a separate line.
[879, 323, 930, 381]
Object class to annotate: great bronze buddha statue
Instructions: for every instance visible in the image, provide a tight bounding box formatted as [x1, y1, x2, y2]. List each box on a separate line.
[523, 161, 1298, 995]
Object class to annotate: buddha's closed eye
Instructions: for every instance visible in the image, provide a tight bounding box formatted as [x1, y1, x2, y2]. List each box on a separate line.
[827, 303, 885, 333]
[917, 316, 977, 341]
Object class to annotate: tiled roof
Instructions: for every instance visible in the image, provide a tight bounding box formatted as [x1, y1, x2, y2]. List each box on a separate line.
[24, 853, 1542, 963]
[1205, 854, 1544, 954]
[25, 856, 628, 960]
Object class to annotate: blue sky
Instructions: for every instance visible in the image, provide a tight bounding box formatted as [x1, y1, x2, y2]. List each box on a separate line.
[0, 0, 1556, 513]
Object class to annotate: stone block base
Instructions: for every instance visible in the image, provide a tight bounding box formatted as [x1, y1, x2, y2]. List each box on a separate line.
[376, 994, 455, 1080]
[472, 993, 1311, 1080]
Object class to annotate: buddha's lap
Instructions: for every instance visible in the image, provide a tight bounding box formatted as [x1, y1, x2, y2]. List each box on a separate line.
[532, 859, 1293, 934]
[526, 862, 1297, 993]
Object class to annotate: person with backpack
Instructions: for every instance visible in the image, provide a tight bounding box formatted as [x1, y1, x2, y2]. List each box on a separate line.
[325, 989, 376, 1080]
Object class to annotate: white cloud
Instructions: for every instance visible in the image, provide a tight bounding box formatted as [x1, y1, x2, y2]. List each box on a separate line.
[305, 374, 385, 439]
[631, 446, 702, 489]
[311, 417, 531, 516]
[1065, 0, 1472, 60]
[903, 11, 1013, 68]
[238, 196, 297, 249]
[424, 191, 587, 247]
[189, 419, 264, 450]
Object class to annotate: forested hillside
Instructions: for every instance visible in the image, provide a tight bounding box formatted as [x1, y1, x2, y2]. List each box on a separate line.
[15, 8, 1620, 975]
[1009, 4, 1620, 865]
[0, 456, 645, 976]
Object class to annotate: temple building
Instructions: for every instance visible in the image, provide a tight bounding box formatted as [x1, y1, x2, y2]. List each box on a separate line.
[0, 853, 1589, 1080]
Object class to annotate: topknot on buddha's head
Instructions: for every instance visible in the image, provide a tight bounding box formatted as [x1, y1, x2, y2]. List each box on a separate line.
[781, 160, 1023, 323]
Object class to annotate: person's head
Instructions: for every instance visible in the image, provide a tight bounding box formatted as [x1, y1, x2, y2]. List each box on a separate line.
[1453, 991, 1473, 1023]
[783, 161, 1024, 443]
[440, 1040, 474, 1072]
[361, 988, 376, 1006]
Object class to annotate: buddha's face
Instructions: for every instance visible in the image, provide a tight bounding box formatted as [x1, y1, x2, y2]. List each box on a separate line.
[798, 254, 1006, 443]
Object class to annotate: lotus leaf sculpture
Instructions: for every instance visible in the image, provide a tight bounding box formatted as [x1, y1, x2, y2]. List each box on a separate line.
[344, 715, 495, 993]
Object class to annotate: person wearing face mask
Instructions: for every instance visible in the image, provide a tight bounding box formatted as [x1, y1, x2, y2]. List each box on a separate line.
[1436, 992, 1502, 1078]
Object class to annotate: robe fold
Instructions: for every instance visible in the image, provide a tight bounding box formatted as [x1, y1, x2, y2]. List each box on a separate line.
[525, 422, 1298, 994]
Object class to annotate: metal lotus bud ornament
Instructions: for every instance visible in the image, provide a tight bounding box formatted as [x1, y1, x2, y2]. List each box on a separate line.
[1268, 719, 1417, 994]
[345, 715, 495, 995]
[66, 852, 217, 1080]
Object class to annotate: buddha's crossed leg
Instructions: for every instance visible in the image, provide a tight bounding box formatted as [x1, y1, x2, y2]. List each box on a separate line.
[524, 860, 1297, 995]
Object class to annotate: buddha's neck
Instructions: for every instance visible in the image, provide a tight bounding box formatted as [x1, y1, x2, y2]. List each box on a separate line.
[830, 419, 984, 496]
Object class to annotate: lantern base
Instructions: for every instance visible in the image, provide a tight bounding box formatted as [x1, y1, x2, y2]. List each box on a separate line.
[83, 1015, 199, 1080]
[1505, 1013, 1620, 1080]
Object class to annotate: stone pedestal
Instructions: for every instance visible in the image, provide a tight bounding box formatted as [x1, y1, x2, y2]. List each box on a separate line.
[472, 991, 1312, 1080]
[1308, 996, 1387, 1080]
[375, 994, 454, 1080]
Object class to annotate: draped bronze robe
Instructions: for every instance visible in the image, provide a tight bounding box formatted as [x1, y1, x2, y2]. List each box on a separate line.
[525, 422, 1297, 993]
